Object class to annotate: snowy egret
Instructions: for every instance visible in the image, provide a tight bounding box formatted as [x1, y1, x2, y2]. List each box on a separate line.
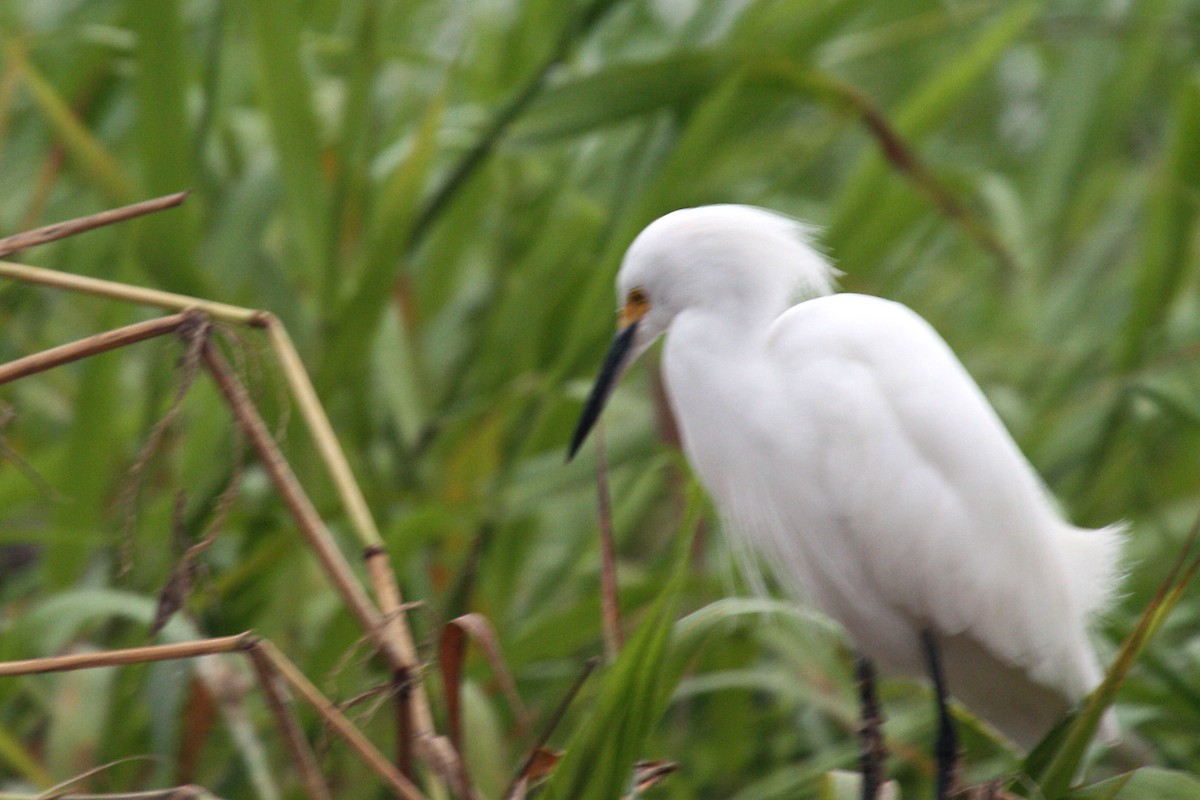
[567, 205, 1123, 798]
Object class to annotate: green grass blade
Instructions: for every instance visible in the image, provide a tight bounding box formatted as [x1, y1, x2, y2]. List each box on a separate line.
[1026, 530, 1200, 797]
[130, 0, 204, 295]
[540, 535, 689, 800]
[825, 1, 1038, 264]
[329, 0, 380, 253]
[1066, 767, 1200, 800]
[44, 328, 123, 586]
[1026, 47, 1104, 253]
[319, 91, 443, 393]
[1115, 75, 1200, 370]
[0, 723, 54, 788]
[513, 51, 730, 142]
[13, 46, 134, 204]
[247, 0, 330, 294]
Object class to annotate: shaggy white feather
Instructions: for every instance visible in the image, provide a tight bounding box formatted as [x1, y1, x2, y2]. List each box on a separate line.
[617, 204, 1123, 749]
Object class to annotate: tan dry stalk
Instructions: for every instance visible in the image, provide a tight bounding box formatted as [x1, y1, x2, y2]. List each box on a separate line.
[0, 312, 192, 385]
[265, 322, 432, 735]
[0, 634, 251, 676]
[0, 630, 427, 800]
[246, 644, 333, 800]
[1, 194, 434, 785]
[255, 319, 433, 742]
[0, 260, 264, 326]
[0, 784, 215, 799]
[0, 259, 428, 720]
[249, 639, 429, 800]
[199, 339, 386, 644]
[262, 319, 381, 546]
[0, 192, 189, 259]
[364, 546, 434, 734]
[201, 339, 447, 791]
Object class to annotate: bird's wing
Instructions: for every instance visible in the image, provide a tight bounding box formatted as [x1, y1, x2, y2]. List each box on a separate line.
[765, 293, 1112, 698]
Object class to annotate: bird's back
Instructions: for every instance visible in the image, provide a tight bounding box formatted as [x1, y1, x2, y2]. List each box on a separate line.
[666, 292, 1122, 748]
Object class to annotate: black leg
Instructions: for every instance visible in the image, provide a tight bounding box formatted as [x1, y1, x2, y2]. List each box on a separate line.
[920, 631, 958, 800]
[855, 654, 887, 800]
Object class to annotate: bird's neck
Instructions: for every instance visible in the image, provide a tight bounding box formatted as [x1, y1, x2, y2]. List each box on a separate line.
[660, 308, 777, 505]
[667, 306, 774, 360]
[662, 308, 773, 426]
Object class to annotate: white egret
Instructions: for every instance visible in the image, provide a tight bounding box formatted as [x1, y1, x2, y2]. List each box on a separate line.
[567, 205, 1123, 798]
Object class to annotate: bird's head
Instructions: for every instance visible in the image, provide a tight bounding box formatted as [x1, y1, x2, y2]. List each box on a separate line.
[567, 204, 838, 460]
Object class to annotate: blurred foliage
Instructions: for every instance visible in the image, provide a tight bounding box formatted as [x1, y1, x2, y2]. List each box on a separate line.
[2, 0, 1200, 798]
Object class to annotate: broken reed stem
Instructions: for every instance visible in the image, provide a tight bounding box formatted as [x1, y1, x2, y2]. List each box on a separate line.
[262, 319, 382, 547]
[0, 261, 388, 550]
[199, 339, 388, 647]
[0, 312, 192, 385]
[0, 201, 437, 792]
[202, 338, 447, 791]
[0, 632, 427, 800]
[393, 667, 416, 780]
[246, 645, 333, 800]
[0, 261, 427, 706]
[266, 321, 432, 739]
[0, 634, 251, 676]
[251, 639, 429, 800]
[364, 546, 433, 735]
[1, 238, 433, 785]
[0, 260, 264, 327]
[265, 321, 428, 728]
[0, 191, 189, 259]
[0, 786, 212, 800]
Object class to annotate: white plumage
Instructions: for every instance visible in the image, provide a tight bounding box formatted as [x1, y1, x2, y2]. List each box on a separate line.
[571, 204, 1123, 750]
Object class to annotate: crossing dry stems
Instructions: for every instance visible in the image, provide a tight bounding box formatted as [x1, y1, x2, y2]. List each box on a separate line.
[0, 633, 425, 800]
[0, 194, 617, 800]
[0, 196, 444, 796]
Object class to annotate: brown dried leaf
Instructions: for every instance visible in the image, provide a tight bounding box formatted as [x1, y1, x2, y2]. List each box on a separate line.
[631, 759, 679, 794]
[523, 747, 562, 783]
[438, 612, 532, 753]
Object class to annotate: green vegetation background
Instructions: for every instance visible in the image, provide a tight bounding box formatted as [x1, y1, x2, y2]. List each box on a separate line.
[2, 1, 1200, 798]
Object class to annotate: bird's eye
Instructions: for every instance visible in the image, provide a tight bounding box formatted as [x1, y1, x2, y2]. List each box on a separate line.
[619, 287, 651, 328]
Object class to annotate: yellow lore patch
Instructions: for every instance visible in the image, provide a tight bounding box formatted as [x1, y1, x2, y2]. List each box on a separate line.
[619, 287, 650, 328]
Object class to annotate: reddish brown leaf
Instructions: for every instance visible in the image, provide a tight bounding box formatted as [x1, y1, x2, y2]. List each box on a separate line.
[439, 612, 532, 796]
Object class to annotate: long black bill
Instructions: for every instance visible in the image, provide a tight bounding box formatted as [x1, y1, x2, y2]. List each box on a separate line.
[567, 322, 639, 461]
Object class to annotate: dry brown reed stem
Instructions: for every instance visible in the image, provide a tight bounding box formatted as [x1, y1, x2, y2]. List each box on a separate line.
[0, 260, 266, 326]
[0, 785, 214, 800]
[0, 631, 427, 800]
[0, 312, 192, 385]
[263, 323, 431, 739]
[593, 431, 624, 660]
[1, 196, 434, 779]
[392, 666, 416, 779]
[365, 549, 424, 781]
[250, 638, 429, 800]
[0, 258, 430, 734]
[201, 340, 448, 790]
[0, 191, 189, 259]
[364, 545, 434, 734]
[198, 339, 387, 646]
[263, 319, 432, 748]
[0, 634, 251, 676]
[0, 199, 438, 790]
[262, 320, 381, 546]
[246, 644, 333, 800]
